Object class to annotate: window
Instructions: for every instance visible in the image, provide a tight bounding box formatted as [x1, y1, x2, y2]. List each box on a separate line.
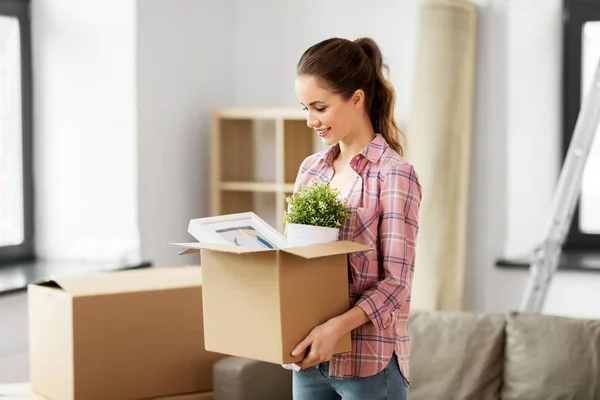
[563, 0, 600, 249]
[580, 21, 600, 235]
[0, 0, 33, 264]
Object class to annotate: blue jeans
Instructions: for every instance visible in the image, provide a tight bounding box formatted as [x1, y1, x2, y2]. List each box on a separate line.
[292, 354, 409, 400]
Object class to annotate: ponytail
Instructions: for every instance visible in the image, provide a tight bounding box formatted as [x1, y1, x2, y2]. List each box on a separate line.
[354, 38, 406, 156]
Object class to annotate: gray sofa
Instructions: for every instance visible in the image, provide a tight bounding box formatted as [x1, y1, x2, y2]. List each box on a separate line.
[212, 311, 600, 400]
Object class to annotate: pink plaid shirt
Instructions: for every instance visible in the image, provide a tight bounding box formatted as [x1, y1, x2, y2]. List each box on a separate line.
[293, 134, 421, 380]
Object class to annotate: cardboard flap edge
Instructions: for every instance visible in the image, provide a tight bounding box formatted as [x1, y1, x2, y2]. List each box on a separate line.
[29, 266, 202, 296]
[282, 240, 374, 259]
[168, 242, 274, 255]
[29, 278, 64, 290]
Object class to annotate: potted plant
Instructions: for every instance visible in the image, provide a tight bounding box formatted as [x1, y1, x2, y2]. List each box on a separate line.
[283, 179, 354, 247]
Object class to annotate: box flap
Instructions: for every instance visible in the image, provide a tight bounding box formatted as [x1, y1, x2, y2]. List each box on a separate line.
[168, 242, 275, 255]
[282, 240, 373, 259]
[29, 266, 202, 296]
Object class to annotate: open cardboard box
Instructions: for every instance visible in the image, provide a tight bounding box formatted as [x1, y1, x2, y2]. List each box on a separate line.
[27, 266, 223, 400]
[169, 213, 372, 365]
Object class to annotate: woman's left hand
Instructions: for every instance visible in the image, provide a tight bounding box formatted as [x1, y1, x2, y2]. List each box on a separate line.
[291, 318, 343, 370]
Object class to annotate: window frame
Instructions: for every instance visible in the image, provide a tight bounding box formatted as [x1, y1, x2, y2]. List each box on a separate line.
[0, 0, 34, 264]
[563, 0, 600, 250]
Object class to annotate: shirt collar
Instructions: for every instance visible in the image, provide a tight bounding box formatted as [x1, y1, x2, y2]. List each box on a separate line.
[319, 133, 388, 166]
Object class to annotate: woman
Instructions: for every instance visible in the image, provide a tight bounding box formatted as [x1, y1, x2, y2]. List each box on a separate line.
[290, 37, 422, 400]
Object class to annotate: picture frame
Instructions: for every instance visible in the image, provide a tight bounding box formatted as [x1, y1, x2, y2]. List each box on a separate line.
[187, 212, 289, 250]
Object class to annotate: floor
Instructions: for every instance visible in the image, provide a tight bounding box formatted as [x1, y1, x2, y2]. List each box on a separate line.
[0, 291, 29, 384]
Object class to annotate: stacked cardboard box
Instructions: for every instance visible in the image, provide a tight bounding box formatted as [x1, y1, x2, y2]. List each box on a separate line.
[27, 266, 221, 400]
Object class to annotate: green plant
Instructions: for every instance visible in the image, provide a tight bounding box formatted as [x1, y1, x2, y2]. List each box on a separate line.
[283, 179, 354, 228]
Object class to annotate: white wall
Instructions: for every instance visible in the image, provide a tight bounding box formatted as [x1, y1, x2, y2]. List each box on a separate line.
[0, 293, 29, 383]
[233, 0, 419, 122]
[136, 0, 235, 266]
[465, 0, 509, 312]
[32, 0, 140, 264]
[504, 0, 562, 258]
[32, 0, 235, 267]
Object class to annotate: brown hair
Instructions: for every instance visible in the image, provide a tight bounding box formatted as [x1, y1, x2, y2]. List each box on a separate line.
[297, 37, 406, 156]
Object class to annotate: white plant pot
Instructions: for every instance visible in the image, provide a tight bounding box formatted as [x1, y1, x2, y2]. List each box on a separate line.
[285, 223, 340, 247]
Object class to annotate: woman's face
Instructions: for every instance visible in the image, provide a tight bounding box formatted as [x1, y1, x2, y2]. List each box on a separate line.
[295, 75, 361, 147]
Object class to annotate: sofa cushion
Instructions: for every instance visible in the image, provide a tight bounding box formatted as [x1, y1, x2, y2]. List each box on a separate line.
[408, 310, 505, 400]
[212, 356, 292, 400]
[503, 313, 600, 400]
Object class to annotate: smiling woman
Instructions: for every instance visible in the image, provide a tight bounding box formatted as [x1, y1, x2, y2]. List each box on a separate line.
[290, 37, 421, 400]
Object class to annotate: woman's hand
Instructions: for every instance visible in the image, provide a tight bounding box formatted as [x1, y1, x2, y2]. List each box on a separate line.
[291, 307, 370, 369]
[291, 318, 343, 370]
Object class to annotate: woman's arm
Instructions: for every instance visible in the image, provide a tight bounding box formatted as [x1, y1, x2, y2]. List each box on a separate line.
[355, 163, 421, 331]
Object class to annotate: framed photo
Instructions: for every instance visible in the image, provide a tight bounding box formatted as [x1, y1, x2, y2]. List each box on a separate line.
[188, 212, 288, 249]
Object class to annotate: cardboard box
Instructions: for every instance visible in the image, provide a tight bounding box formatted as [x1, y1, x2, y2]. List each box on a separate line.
[0, 383, 213, 400]
[28, 266, 224, 400]
[172, 241, 371, 365]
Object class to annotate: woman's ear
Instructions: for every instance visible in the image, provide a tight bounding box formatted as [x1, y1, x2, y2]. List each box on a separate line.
[352, 89, 365, 109]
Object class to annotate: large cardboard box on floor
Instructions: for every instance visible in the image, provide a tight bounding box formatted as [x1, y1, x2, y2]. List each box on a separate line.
[171, 240, 371, 365]
[27, 266, 224, 400]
